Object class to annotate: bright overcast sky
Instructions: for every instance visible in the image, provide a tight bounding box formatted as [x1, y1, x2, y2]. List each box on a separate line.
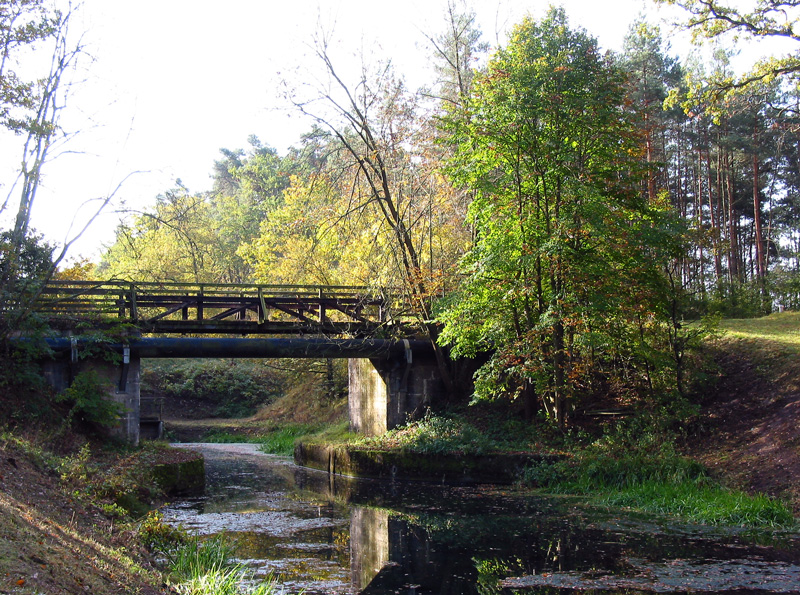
[0, 0, 718, 260]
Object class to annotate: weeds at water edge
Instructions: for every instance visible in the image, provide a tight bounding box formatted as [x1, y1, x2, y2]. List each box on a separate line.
[522, 452, 796, 528]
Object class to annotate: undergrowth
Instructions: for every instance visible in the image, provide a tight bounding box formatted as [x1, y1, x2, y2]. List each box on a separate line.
[521, 428, 796, 528]
[257, 423, 326, 456]
[139, 512, 278, 595]
[348, 410, 502, 454]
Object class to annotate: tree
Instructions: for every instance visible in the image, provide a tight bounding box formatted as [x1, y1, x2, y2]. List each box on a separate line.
[210, 136, 291, 283]
[0, 0, 59, 133]
[655, 0, 800, 101]
[619, 20, 684, 201]
[0, 2, 107, 342]
[283, 30, 475, 395]
[423, 0, 487, 109]
[100, 187, 219, 283]
[240, 174, 355, 286]
[439, 9, 677, 426]
[4, 2, 83, 247]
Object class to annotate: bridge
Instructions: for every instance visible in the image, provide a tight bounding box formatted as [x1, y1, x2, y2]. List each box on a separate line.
[36, 280, 400, 335]
[35, 280, 450, 445]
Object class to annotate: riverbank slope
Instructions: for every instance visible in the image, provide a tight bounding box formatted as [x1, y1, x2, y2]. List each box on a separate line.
[687, 313, 800, 513]
[0, 438, 170, 594]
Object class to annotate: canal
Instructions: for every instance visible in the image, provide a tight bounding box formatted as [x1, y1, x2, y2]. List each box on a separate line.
[161, 443, 800, 594]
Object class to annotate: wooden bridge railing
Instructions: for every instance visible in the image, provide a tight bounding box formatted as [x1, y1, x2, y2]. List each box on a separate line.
[35, 280, 402, 335]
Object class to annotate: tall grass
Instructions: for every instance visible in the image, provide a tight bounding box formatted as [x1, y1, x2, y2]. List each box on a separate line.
[522, 451, 796, 528]
[166, 537, 234, 579]
[257, 423, 321, 456]
[164, 536, 278, 595]
[174, 569, 277, 595]
[602, 482, 795, 527]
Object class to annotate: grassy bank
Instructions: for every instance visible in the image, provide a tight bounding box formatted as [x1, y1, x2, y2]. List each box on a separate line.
[291, 405, 797, 529]
[522, 447, 796, 528]
[0, 430, 179, 593]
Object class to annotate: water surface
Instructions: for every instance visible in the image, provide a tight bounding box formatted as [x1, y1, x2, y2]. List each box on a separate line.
[162, 443, 800, 594]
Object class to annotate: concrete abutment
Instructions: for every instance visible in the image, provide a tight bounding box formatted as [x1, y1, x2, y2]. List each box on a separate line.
[39, 337, 452, 444]
[42, 355, 142, 446]
[348, 350, 446, 436]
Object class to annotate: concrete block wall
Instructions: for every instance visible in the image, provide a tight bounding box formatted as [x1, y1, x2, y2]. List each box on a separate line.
[348, 352, 444, 437]
[41, 356, 141, 445]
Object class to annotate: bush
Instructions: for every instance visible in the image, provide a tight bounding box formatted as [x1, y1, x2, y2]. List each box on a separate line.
[55, 369, 125, 429]
[356, 411, 498, 455]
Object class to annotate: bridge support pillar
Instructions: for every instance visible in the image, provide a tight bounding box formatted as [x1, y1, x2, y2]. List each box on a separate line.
[42, 355, 141, 446]
[348, 348, 444, 436]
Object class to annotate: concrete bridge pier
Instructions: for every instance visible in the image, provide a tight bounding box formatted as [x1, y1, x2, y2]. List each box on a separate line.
[348, 342, 445, 436]
[42, 348, 142, 446]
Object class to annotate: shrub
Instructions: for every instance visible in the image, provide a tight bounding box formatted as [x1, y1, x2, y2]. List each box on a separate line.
[55, 369, 125, 429]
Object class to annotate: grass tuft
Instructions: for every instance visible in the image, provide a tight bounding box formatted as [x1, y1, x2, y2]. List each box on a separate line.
[602, 481, 796, 527]
[523, 450, 796, 528]
[257, 423, 323, 456]
[164, 535, 279, 595]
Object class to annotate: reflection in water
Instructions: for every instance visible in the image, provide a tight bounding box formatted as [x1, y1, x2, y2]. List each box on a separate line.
[350, 508, 389, 592]
[163, 444, 800, 594]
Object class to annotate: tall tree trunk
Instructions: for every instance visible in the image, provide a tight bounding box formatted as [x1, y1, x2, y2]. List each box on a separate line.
[726, 156, 740, 283]
[706, 139, 723, 283]
[752, 134, 766, 282]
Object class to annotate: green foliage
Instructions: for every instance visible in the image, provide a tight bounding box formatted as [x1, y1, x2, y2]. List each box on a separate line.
[0, 0, 61, 133]
[355, 411, 497, 455]
[0, 231, 55, 359]
[520, 430, 795, 528]
[257, 423, 323, 456]
[55, 369, 124, 429]
[439, 7, 691, 425]
[162, 534, 279, 595]
[655, 0, 800, 106]
[165, 536, 235, 580]
[142, 359, 283, 418]
[523, 448, 707, 493]
[57, 442, 181, 518]
[603, 482, 796, 528]
[700, 279, 773, 318]
[138, 510, 189, 552]
[0, 430, 61, 471]
[200, 431, 253, 443]
[0, 339, 58, 426]
[100, 139, 292, 286]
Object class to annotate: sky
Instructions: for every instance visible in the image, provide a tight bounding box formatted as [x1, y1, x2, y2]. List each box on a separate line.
[0, 0, 770, 261]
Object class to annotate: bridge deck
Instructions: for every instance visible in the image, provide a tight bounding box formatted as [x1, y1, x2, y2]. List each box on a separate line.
[36, 280, 399, 335]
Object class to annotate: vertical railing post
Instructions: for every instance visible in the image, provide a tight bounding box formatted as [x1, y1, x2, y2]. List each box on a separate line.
[118, 288, 125, 318]
[258, 287, 267, 324]
[197, 285, 204, 321]
[130, 284, 138, 321]
[318, 287, 326, 325]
